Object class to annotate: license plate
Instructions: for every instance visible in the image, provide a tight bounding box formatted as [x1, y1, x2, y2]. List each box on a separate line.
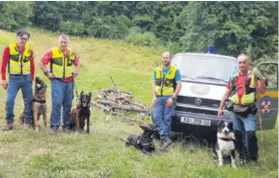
[180, 117, 211, 127]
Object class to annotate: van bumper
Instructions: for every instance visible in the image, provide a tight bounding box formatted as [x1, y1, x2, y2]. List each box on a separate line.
[171, 111, 223, 141]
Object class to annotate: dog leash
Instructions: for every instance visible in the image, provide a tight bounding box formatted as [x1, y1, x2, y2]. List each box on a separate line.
[256, 90, 264, 153]
[73, 79, 79, 100]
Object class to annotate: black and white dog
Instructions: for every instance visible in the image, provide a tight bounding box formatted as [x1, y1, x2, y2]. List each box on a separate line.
[214, 120, 237, 168]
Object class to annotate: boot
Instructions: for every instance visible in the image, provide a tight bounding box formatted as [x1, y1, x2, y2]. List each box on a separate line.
[3, 123, 14, 131]
[160, 138, 172, 151]
[246, 131, 259, 162]
[234, 130, 245, 162]
[243, 131, 250, 161]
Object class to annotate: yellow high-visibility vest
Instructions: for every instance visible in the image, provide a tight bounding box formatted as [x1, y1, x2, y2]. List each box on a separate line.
[8, 43, 32, 75]
[228, 72, 256, 105]
[50, 47, 75, 78]
[154, 66, 178, 96]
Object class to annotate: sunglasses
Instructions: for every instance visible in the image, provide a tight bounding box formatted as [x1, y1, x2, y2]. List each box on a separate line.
[20, 37, 28, 41]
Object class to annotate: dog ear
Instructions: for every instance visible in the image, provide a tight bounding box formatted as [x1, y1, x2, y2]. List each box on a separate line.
[228, 122, 233, 130]
[88, 92, 92, 104]
[139, 125, 147, 131]
[79, 91, 84, 103]
[218, 120, 224, 127]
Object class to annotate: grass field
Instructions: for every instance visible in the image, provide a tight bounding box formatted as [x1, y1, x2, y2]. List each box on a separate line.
[0, 28, 278, 178]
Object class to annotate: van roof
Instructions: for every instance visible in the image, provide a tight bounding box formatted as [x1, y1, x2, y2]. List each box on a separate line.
[173, 53, 237, 61]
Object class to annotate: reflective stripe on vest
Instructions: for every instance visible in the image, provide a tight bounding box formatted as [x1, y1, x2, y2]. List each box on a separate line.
[50, 47, 75, 78]
[155, 66, 177, 96]
[229, 73, 256, 105]
[8, 43, 31, 75]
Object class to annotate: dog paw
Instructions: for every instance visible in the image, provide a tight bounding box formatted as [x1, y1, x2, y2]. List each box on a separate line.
[35, 128, 39, 132]
[218, 163, 223, 167]
[232, 164, 237, 169]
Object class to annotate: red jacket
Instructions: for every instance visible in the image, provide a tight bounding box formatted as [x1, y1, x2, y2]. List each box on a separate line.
[1, 46, 35, 81]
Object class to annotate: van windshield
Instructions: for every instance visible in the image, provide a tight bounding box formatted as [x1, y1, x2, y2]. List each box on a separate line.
[172, 54, 238, 83]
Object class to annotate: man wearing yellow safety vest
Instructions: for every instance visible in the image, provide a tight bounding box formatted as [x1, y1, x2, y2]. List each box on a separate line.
[1, 29, 35, 130]
[39, 34, 80, 134]
[152, 52, 182, 151]
[218, 54, 267, 163]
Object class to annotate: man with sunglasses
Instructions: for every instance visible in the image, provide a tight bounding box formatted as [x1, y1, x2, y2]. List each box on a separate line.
[1, 29, 35, 130]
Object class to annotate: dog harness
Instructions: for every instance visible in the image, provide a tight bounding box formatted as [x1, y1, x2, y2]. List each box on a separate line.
[50, 47, 75, 78]
[33, 88, 46, 103]
[8, 43, 32, 75]
[228, 71, 256, 105]
[218, 137, 235, 141]
[154, 66, 178, 96]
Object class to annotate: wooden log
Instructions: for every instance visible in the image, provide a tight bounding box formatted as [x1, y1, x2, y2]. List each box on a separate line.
[91, 101, 111, 112]
[123, 117, 145, 125]
[129, 102, 149, 109]
[97, 100, 150, 113]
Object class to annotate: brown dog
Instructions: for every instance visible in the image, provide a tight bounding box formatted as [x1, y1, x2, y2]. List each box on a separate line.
[20, 77, 48, 131]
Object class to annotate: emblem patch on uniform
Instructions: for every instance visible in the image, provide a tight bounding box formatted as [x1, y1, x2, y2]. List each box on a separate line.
[260, 96, 272, 117]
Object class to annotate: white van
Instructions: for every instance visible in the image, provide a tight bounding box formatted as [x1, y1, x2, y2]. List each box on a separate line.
[171, 53, 278, 140]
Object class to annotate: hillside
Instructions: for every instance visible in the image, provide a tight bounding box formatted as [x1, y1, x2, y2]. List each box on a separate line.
[0, 29, 278, 178]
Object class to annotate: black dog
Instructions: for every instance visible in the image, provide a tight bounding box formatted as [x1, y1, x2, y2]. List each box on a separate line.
[70, 91, 91, 133]
[125, 124, 156, 155]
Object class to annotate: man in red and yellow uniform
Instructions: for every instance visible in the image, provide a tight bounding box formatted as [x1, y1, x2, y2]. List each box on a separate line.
[1, 29, 35, 130]
[39, 34, 80, 134]
[218, 54, 267, 163]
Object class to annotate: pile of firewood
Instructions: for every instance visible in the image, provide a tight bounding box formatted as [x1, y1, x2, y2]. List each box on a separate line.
[89, 76, 151, 115]
[91, 89, 151, 115]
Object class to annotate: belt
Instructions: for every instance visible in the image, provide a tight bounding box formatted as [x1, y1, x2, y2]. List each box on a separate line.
[52, 78, 73, 83]
[10, 74, 29, 76]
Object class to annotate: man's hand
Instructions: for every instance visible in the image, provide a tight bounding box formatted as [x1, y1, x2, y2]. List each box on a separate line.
[165, 97, 174, 108]
[252, 67, 266, 81]
[73, 73, 78, 78]
[217, 109, 223, 120]
[47, 72, 54, 79]
[1, 80, 8, 90]
[152, 96, 157, 107]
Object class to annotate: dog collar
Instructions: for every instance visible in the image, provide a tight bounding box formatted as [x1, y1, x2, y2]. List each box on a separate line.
[32, 99, 46, 103]
[218, 137, 234, 141]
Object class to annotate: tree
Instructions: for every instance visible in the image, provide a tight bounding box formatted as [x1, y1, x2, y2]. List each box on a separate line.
[178, 2, 278, 60]
[0, 2, 34, 31]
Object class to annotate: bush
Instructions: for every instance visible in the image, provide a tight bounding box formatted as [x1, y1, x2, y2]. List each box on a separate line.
[125, 27, 161, 47]
[166, 41, 184, 55]
[0, 2, 34, 31]
[59, 21, 85, 36]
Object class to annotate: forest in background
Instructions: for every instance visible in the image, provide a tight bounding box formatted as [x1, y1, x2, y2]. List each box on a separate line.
[0, 1, 277, 61]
